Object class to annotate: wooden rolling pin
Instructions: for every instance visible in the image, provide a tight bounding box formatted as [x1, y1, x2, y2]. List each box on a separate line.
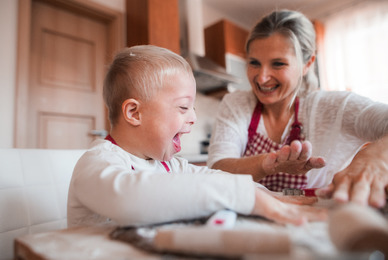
[328, 203, 388, 255]
[153, 226, 291, 257]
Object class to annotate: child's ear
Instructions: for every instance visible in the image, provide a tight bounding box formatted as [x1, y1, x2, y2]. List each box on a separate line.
[122, 98, 141, 126]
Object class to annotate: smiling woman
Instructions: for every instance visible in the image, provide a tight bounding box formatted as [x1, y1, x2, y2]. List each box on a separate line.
[208, 9, 388, 208]
[209, 10, 324, 191]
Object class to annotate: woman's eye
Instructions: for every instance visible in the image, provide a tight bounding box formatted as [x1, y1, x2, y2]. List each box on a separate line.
[179, 106, 188, 111]
[273, 62, 286, 67]
[248, 60, 260, 66]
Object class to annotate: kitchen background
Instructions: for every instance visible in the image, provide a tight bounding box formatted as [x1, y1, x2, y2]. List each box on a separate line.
[1, 0, 387, 162]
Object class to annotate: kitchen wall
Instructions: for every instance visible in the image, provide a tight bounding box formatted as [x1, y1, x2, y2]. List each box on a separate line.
[202, 1, 249, 30]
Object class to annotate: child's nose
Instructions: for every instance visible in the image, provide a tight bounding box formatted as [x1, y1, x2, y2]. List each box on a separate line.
[188, 108, 197, 125]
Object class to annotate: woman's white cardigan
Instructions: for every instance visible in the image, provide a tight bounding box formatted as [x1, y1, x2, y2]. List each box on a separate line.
[208, 90, 388, 188]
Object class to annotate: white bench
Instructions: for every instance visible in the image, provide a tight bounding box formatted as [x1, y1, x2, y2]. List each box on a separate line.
[0, 149, 85, 259]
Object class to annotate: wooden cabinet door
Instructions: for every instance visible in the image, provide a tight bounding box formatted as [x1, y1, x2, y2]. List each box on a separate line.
[205, 19, 248, 67]
[26, 1, 108, 149]
[126, 0, 180, 54]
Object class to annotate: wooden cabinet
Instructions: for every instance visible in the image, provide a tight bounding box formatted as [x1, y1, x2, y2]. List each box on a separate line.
[126, 0, 180, 54]
[204, 19, 249, 68]
[204, 20, 249, 98]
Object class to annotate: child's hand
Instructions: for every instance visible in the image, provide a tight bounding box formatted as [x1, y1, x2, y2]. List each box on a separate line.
[251, 188, 327, 226]
[262, 140, 326, 176]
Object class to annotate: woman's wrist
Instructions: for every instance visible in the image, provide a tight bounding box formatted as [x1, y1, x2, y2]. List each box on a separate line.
[254, 154, 272, 181]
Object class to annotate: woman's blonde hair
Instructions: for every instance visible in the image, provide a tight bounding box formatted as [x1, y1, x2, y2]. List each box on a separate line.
[103, 45, 194, 126]
[246, 10, 318, 96]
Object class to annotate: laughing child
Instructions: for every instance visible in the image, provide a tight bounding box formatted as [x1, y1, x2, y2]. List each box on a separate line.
[67, 45, 326, 227]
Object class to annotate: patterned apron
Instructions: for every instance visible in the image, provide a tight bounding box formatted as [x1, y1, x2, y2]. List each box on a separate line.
[243, 97, 307, 192]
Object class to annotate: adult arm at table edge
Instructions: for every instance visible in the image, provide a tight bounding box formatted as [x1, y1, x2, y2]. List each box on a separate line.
[316, 134, 388, 208]
[211, 140, 326, 182]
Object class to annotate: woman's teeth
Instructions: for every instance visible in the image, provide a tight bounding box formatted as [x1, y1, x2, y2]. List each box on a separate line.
[258, 84, 278, 92]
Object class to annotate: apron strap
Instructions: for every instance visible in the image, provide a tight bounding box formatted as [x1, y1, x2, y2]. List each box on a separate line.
[248, 97, 303, 145]
[105, 134, 118, 145]
[248, 102, 262, 139]
[284, 97, 304, 145]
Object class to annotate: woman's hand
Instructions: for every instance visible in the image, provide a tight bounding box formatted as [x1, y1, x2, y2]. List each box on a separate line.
[262, 140, 326, 176]
[251, 188, 327, 225]
[316, 135, 388, 208]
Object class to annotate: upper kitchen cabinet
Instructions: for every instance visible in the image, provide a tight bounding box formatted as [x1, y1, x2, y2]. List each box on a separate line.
[204, 19, 248, 67]
[126, 0, 180, 54]
[205, 19, 251, 93]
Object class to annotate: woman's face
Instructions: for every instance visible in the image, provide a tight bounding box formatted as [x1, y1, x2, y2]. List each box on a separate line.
[246, 33, 302, 106]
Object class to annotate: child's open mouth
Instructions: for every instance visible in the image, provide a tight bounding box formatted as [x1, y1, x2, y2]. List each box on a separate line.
[173, 133, 181, 152]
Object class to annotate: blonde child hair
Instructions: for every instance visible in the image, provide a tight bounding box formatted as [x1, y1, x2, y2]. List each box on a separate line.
[103, 45, 194, 126]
